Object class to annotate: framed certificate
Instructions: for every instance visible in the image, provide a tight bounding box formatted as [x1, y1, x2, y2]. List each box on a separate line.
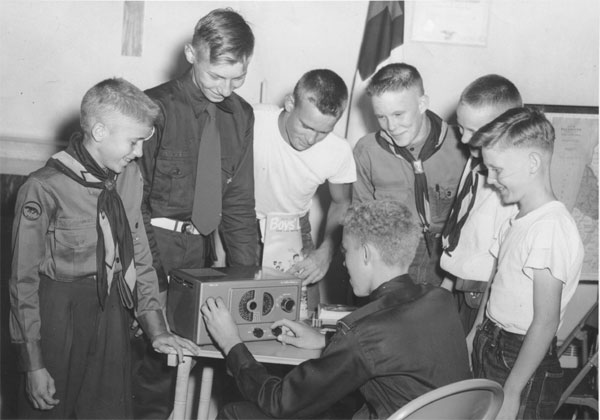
[411, 0, 490, 46]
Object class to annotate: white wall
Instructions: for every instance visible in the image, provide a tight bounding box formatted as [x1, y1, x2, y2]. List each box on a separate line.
[1, 0, 597, 149]
[0, 0, 597, 316]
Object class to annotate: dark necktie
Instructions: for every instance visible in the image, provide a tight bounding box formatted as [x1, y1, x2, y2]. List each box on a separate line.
[192, 103, 222, 235]
[441, 156, 482, 256]
[375, 112, 447, 255]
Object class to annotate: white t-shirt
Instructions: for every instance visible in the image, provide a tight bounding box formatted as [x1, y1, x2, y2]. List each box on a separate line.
[440, 156, 518, 282]
[253, 107, 356, 220]
[487, 201, 584, 334]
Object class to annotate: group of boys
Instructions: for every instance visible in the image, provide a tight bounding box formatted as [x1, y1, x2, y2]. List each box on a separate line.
[9, 7, 584, 420]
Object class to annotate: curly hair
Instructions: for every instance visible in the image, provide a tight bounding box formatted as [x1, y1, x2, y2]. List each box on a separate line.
[343, 200, 420, 267]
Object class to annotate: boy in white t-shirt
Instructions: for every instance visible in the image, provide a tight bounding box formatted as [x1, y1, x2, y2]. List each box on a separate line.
[253, 69, 356, 310]
[469, 107, 584, 419]
[440, 75, 521, 334]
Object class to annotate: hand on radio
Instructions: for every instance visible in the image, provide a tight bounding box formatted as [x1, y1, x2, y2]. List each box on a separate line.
[151, 332, 201, 362]
[272, 319, 326, 350]
[201, 297, 242, 355]
[288, 247, 331, 286]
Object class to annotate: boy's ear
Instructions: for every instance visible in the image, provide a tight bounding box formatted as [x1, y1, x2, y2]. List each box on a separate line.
[362, 243, 370, 265]
[283, 94, 295, 113]
[184, 43, 196, 64]
[91, 122, 106, 143]
[418, 94, 429, 114]
[529, 151, 542, 174]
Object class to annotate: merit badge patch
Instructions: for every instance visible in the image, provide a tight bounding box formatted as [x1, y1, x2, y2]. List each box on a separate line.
[23, 201, 42, 221]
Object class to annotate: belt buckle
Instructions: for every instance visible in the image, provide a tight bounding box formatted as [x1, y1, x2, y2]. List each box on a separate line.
[181, 222, 195, 234]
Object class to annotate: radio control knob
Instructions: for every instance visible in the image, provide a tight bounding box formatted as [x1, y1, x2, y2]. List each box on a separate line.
[271, 326, 282, 337]
[280, 297, 295, 313]
[253, 328, 264, 338]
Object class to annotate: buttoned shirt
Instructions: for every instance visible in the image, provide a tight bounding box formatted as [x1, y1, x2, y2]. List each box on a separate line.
[10, 160, 165, 371]
[139, 71, 257, 286]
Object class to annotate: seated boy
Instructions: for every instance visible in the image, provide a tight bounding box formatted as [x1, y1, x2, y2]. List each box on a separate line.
[9, 78, 200, 419]
[469, 108, 584, 419]
[440, 75, 521, 334]
[202, 200, 470, 419]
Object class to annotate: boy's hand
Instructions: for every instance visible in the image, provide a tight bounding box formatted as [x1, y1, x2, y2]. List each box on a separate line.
[201, 297, 242, 355]
[272, 319, 326, 350]
[26, 368, 60, 410]
[465, 327, 477, 369]
[151, 332, 201, 363]
[288, 247, 331, 286]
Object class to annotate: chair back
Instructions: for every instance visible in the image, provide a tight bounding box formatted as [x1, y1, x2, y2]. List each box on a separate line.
[387, 379, 504, 420]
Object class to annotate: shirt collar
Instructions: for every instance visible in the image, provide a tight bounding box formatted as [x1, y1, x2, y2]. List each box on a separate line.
[182, 70, 234, 118]
[369, 274, 418, 302]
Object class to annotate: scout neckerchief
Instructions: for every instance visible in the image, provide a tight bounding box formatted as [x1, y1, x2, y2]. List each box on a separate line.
[375, 110, 447, 255]
[47, 134, 137, 310]
[441, 156, 483, 256]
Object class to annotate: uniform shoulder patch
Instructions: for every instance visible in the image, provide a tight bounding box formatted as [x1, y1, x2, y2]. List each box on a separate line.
[23, 201, 42, 221]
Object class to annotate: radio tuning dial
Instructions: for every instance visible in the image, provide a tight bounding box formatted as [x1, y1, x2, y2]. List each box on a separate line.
[253, 328, 264, 338]
[280, 297, 295, 313]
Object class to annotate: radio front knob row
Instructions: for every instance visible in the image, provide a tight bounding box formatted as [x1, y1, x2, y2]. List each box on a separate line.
[280, 297, 296, 313]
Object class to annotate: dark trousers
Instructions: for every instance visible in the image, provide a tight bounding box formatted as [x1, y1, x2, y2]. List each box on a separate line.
[218, 401, 339, 420]
[472, 317, 564, 419]
[132, 226, 210, 419]
[19, 276, 132, 419]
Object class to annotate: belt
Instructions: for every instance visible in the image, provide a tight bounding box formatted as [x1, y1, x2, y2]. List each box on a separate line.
[456, 278, 488, 293]
[151, 217, 200, 235]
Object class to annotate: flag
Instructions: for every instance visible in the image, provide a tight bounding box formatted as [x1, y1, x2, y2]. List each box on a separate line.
[345, 1, 405, 146]
[358, 1, 405, 81]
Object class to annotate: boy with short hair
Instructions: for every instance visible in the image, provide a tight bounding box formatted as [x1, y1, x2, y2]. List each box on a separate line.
[135, 9, 257, 417]
[201, 200, 470, 420]
[10, 78, 200, 419]
[353, 63, 467, 287]
[254, 69, 355, 308]
[469, 107, 584, 419]
[440, 75, 522, 333]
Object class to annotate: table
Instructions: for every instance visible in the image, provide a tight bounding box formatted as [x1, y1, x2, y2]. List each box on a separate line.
[167, 341, 321, 420]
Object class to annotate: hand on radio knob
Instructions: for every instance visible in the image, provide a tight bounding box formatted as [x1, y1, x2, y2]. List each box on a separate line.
[271, 319, 326, 350]
[201, 297, 242, 356]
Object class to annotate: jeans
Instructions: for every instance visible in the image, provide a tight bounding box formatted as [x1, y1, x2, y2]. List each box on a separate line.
[472, 317, 564, 419]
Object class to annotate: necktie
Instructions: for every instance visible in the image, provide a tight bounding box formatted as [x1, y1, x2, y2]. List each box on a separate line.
[441, 156, 482, 256]
[375, 111, 447, 255]
[192, 104, 222, 235]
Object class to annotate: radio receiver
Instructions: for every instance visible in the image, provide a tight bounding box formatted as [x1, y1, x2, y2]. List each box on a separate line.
[167, 266, 302, 345]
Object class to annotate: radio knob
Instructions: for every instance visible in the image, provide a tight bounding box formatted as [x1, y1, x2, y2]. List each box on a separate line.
[271, 326, 282, 337]
[253, 328, 264, 338]
[280, 297, 295, 313]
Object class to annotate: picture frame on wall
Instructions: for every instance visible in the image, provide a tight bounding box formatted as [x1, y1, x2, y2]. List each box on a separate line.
[411, 0, 490, 46]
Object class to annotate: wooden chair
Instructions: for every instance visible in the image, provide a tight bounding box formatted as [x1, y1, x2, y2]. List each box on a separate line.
[387, 379, 504, 420]
[555, 302, 598, 417]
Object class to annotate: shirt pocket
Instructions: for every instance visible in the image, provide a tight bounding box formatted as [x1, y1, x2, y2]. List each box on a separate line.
[154, 157, 195, 209]
[52, 224, 97, 280]
[429, 183, 456, 224]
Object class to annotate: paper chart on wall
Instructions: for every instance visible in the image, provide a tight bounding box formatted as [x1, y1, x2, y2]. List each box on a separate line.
[547, 113, 598, 280]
